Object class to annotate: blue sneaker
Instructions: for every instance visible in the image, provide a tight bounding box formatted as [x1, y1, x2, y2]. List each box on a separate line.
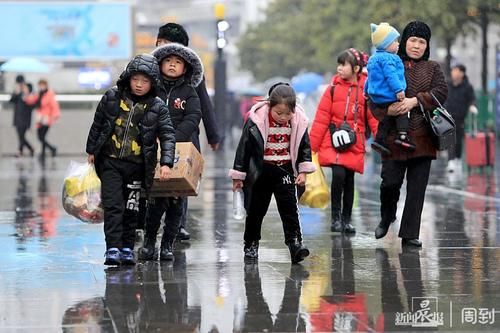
[120, 248, 136, 265]
[104, 248, 121, 266]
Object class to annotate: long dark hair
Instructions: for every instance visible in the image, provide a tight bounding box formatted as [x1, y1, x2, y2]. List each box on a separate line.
[267, 82, 296, 112]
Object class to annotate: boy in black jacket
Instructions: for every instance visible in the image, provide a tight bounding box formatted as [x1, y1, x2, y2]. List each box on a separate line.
[153, 22, 220, 241]
[86, 54, 176, 266]
[138, 43, 203, 261]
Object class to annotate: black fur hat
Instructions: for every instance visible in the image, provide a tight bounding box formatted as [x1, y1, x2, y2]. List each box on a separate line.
[398, 21, 432, 61]
[157, 23, 189, 46]
[152, 43, 204, 87]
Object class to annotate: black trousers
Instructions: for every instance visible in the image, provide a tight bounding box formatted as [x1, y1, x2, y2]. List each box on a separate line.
[448, 120, 465, 160]
[179, 198, 188, 229]
[331, 165, 355, 218]
[37, 125, 56, 157]
[145, 196, 186, 242]
[99, 157, 143, 249]
[375, 114, 409, 143]
[380, 157, 432, 239]
[16, 126, 33, 154]
[244, 163, 302, 244]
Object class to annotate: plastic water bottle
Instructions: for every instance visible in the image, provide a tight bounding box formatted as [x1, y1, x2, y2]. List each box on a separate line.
[233, 189, 246, 220]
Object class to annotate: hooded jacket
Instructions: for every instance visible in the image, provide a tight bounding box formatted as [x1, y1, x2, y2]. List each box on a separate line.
[229, 101, 315, 209]
[310, 74, 379, 174]
[152, 43, 203, 148]
[86, 54, 176, 190]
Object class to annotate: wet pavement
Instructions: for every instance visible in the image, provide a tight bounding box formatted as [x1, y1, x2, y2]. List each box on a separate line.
[0, 150, 499, 332]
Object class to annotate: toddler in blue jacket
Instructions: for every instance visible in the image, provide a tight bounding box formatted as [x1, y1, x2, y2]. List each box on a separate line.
[365, 22, 415, 155]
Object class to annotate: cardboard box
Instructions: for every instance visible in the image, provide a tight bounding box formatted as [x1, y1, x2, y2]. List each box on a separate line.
[149, 142, 204, 197]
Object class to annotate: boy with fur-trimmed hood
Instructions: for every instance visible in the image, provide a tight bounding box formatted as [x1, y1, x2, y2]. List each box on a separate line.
[86, 54, 176, 266]
[139, 42, 203, 261]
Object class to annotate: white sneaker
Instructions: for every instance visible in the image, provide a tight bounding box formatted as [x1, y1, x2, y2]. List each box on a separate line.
[447, 160, 455, 173]
[454, 159, 462, 173]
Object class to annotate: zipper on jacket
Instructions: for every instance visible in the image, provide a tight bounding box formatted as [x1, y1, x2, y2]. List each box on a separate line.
[165, 86, 173, 105]
[335, 86, 352, 164]
[119, 102, 137, 159]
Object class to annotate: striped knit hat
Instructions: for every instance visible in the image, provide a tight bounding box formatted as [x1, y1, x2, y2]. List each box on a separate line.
[371, 22, 400, 50]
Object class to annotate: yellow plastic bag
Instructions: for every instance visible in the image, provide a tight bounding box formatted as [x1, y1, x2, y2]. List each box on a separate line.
[62, 161, 103, 224]
[299, 153, 329, 209]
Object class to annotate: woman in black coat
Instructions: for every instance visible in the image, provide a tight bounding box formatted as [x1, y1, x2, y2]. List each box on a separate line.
[10, 76, 34, 157]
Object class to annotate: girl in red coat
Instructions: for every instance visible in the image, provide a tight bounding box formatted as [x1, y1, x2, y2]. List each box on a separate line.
[310, 48, 378, 234]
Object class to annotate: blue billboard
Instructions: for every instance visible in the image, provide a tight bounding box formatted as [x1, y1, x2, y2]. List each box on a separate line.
[0, 2, 132, 60]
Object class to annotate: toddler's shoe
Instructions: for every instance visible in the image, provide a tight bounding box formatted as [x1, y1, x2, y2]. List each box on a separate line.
[371, 140, 392, 156]
[244, 241, 259, 260]
[394, 133, 416, 151]
[120, 248, 136, 265]
[104, 248, 121, 266]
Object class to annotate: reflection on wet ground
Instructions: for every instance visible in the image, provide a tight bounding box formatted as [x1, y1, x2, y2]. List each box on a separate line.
[0, 151, 498, 332]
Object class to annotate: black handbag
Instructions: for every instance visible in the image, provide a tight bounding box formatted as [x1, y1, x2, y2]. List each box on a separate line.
[420, 93, 456, 150]
[329, 86, 358, 151]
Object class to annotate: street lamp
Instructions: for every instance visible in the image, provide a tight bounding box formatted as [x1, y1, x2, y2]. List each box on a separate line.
[214, 3, 229, 149]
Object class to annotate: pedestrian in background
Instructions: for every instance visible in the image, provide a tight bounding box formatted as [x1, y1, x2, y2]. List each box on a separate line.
[24, 79, 60, 159]
[445, 64, 477, 173]
[86, 54, 176, 266]
[10, 75, 34, 157]
[310, 48, 378, 234]
[229, 83, 315, 263]
[369, 21, 448, 248]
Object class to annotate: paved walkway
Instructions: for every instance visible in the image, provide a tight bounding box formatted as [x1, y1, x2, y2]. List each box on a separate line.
[0, 150, 498, 332]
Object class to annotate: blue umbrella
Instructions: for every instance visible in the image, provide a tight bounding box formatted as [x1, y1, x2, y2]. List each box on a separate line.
[0, 57, 49, 73]
[291, 72, 324, 94]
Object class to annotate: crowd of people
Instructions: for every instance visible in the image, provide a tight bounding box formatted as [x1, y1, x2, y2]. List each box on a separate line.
[11, 19, 477, 266]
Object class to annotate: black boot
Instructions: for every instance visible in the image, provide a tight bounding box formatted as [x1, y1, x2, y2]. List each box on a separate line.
[331, 210, 343, 233]
[138, 236, 156, 260]
[244, 240, 259, 260]
[177, 227, 191, 241]
[375, 218, 395, 239]
[342, 215, 356, 234]
[371, 141, 392, 156]
[287, 239, 310, 264]
[159, 236, 175, 261]
[402, 238, 422, 247]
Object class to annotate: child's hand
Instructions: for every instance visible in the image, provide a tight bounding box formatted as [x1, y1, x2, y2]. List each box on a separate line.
[210, 143, 220, 151]
[159, 166, 171, 181]
[295, 173, 306, 186]
[87, 154, 95, 164]
[233, 179, 244, 191]
[397, 91, 405, 101]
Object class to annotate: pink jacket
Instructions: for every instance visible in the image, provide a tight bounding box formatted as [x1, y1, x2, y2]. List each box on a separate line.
[229, 101, 316, 180]
[25, 89, 60, 127]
